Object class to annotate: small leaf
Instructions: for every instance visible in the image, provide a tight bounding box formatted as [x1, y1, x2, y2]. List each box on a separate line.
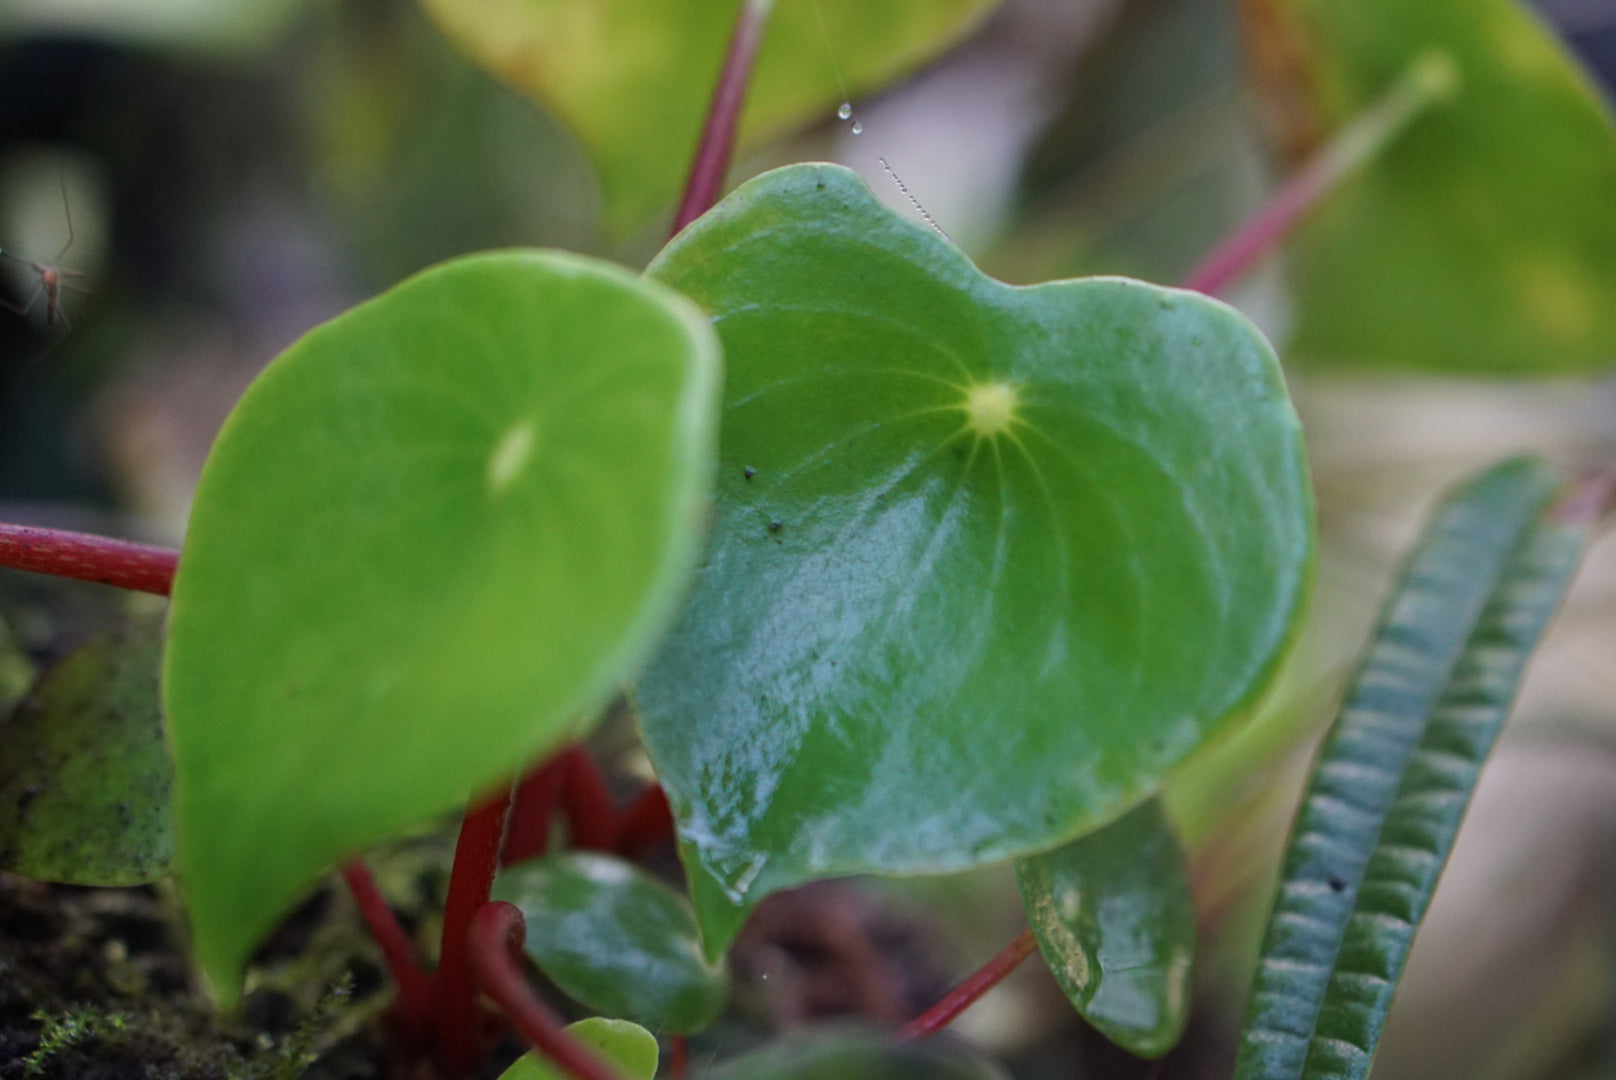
[1234, 457, 1591, 1080]
[1015, 798, 1193, 1058]
[703, 1028, 1009, 1080]
[0, 613, 172, 885]
[638, 163, 1314, 941]
[492, 853, 730, 1033]
[1242, 0, 1616, 371]
[165, 251, 721, 1001]
[416, 0, 1000, 233]
[496, 1017, 659, 1080]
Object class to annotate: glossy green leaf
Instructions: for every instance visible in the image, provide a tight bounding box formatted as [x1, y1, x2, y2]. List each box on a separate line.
[165, 251, 721, 1001]
[491, 853, 730, 1033]
[0, 614, 172, 886]
[496, 1017, 658, 1080]
[703, 1028, 1009, 1080]
[1235, 457, 1590, 1080]
[1015, 798, 1193, 1058]
[416, 0, 1000, 234]
[638, 163, 1314, 947]
[1243, 0, 1616, 371]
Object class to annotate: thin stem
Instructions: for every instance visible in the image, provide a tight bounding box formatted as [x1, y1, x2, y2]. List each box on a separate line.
[1554, 469, 1616, 527]
[561, 745, 619, 852]
[0, 523, 177, 595]
[894, 928, 1039, 1042]
[669, 0, 776, 238]
[1180, 49, 1460, 297]
[670, 1035, 688, 1080]
[615, 784, 674, 858]
[340, 859, 433, 1025]
[469, 901, 625, 1080]
[434, 784, 515, 1078]
[503, 752, 570, 866]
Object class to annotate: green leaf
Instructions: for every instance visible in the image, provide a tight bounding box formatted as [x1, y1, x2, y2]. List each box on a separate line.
[0, 613, 172, 886]
[165, 251, 721, 1001]
[703, 1028, 1009, 1080]
[1234, 457, 1591, 1080]
[639, 163, 1315, 946]
[1244, 0, 1616, 371]
[0, 0, 306, 51]
[491, 853, 731, 1033]
[1015, 798, 1193, 1058]
[415, 0, 1000, 234]
[495, 1017, 659, 1080]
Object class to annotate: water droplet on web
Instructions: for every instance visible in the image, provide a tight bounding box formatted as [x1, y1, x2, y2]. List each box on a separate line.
[837, 102, 853, 121]
[850, 121, 863, 135]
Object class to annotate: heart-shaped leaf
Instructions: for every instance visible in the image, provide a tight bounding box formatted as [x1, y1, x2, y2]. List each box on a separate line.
[0, 613, 172, 886]
[1015, 798, 1194, 1058]
[496, 1017, 659, 1080]
[492, 853, 731, 1033]
[416, 0, 1000, 234]
[1242, 0, 1616, 371]
[165, 251, 721, 1001]
[638, 164, 1314, 944]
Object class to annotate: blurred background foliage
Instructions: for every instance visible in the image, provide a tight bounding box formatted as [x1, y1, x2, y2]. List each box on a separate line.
[1, 1, 1615, 1078]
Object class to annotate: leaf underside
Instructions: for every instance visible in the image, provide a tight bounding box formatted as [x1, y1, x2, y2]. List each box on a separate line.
[1235, 456, 1589, 1080]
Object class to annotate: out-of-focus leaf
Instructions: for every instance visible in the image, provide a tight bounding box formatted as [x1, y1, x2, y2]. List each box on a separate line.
[703, 1029, 1009, 1080]
[0, 613, 172, 886]
[492, 853, 730, 1033]
[1015, 798, 1193, 1058]
[415, 0, 1001, 234]
[165, 251, 721, 1002]
[0, 0, 306, 51]
[495, 1017, 659, 1080]
[1235, 457, 1593, 1080]
[639, 163, 1313, 951]
[1241, 0, 1616, 371]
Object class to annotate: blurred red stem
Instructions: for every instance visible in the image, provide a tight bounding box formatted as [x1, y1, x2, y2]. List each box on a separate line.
[503, 753, 570, 866]
[562, 745, 619, 852]
[341, 860, 432, 1026]
[670, 1035, 688, 1080]
[669, 0, 775, 237]
[434, 785, 514, 1077]
[894, 928, 1039, 1042]
[469, 901, 625, 1080]
[0, 523, 176, 596]
[615, 784, 674, 857]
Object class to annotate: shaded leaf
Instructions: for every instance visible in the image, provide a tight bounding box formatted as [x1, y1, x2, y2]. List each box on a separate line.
[1015, 798, 1193, 1058]
[639, 163, 1314, 950]
[165, 251, 721, 1001]
[1241, 0, 1616, 371]
[416, 0, 1000, 233]
[496, 1017, 658, 1080]
[703, 1028, 1009, 1080]
[492, 853, 730, 1033]
[0, 613, 172, 886]
[1235, 457, 1591, 1080]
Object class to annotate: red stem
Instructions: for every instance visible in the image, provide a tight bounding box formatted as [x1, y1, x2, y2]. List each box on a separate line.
[562, 746, 619, 852]
[894, 928, 1039, 1042]
[434, 784, 515, 1078]
[614, 784, 675, 858]
[469, 901, 625, 1080]
[669, 0, 776, 238]
[670, 1035, 688, 1080]
[341, 859, 433, 1025]
[504, 752, 570, 866]
[0, 523, 176, 595]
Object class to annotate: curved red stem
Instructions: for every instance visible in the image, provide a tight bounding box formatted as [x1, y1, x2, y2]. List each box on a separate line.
[469, 901, 625, 1080]
[340, 859, 432, 1026]
[894, 929, 1039, 1042]
[504, 752, 570, 866]
[562, 746, 619, 852]
[0, 523, 176, 595]
[435, 784, 514, 1077]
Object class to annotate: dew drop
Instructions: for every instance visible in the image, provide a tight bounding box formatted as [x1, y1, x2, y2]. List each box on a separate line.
[837, 102, 853, 121]
[850, 121, 863, 135]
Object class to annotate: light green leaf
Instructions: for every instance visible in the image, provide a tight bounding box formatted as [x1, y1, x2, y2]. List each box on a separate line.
[703, 1028, 1009, 1080]
[1234, 457, 1590, 1080]
[1244, 0, 1616, 371]
[1015, 798, 1193, 1058]
[496, 1017, 658, 1080]
[492, 853, 730, 1033]
[165, 251, 721, 1001]
[0, 613, 172, 886]
[416, 0, 1000, 234]
[638, 163, 1314, 946]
